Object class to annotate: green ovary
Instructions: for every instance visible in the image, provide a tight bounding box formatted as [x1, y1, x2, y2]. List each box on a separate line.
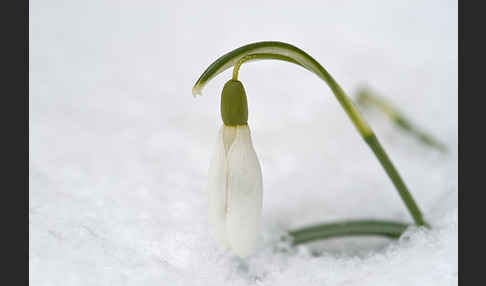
[220, 80, 248, 126]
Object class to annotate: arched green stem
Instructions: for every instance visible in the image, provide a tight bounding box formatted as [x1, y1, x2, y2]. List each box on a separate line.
[232, 53, 304, 81]
[289, 220, 409, 245]
[193, 41, 427, 227]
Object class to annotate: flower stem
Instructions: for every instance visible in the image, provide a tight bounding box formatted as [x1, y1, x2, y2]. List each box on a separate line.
[232, 53, 304, 81]
[364, 134, 428, 226]
[193, 41, 428, 227]
[289, 219, 409, 245]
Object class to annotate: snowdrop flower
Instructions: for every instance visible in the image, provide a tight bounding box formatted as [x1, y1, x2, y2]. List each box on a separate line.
[195, 42, 427, 253]
[207, 79, 263, 258]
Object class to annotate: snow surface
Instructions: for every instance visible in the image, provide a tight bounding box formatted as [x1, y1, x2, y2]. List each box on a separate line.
[30, 0, 458, 285]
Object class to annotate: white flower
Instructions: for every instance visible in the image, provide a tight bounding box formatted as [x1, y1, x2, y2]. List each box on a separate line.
[207, 124, 263, 257]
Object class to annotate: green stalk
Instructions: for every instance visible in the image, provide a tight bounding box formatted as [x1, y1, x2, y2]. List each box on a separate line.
[193, 41, 427, 227]
[289, 220, 409, 245]
[232, 53, 304, 80]
[356, 87, 447, 152]
[364, 134, 427, 226]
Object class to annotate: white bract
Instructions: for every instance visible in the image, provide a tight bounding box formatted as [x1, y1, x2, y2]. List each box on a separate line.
[207, 124, 263, 257]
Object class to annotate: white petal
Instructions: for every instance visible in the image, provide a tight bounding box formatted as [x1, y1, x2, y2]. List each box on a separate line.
[207, 126, 229, 249]
[225, 125, 263, 257]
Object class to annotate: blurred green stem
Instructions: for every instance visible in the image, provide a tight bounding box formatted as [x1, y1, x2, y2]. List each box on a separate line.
[356, 87, 447, 152]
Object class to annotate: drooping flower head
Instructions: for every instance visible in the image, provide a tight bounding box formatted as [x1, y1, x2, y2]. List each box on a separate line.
[207, 80, 263, 258]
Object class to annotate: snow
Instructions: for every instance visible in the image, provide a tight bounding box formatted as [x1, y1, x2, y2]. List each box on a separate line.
[29, 0, 458, 285]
